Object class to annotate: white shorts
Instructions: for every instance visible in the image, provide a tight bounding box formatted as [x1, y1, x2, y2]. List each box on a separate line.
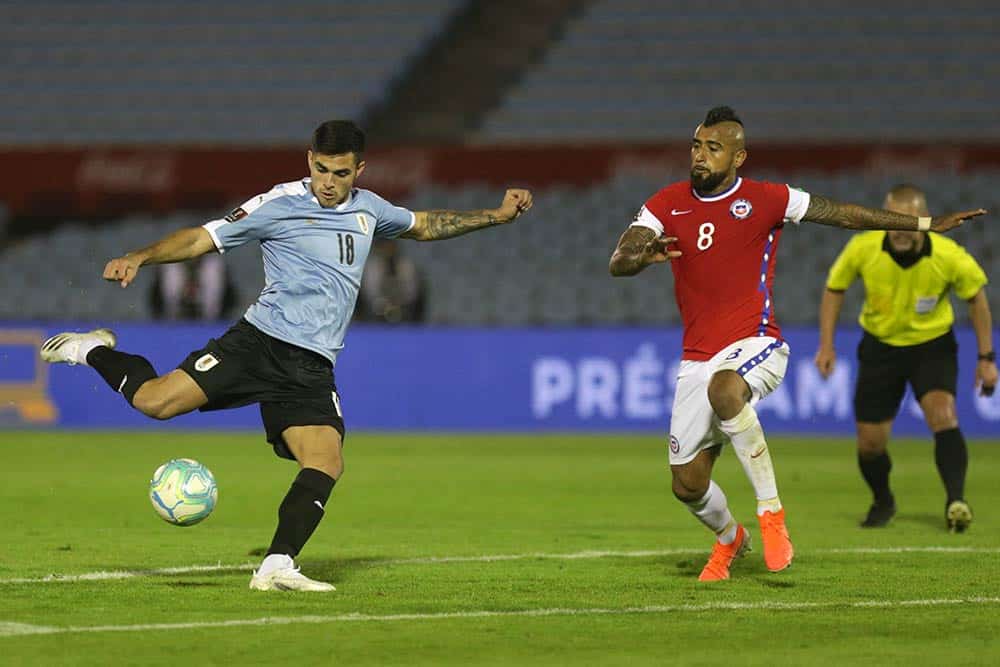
[668, 336, 790, 465]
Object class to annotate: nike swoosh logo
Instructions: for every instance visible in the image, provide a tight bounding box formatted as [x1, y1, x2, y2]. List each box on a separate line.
[750, 447, 766, 459]
[117, 375, 128, 393]
[671, 209, 693, 215]
[314, 500, 325, 511]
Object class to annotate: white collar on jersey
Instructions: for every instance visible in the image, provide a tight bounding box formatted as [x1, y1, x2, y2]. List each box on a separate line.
[691, 176, 743, 202]
[334, 189, 355, 211]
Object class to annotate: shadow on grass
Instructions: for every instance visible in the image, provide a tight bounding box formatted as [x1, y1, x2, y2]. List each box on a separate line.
[162, 581, 224, 588]
[897, 512, 948, 531]
[666, 554, 779, 582]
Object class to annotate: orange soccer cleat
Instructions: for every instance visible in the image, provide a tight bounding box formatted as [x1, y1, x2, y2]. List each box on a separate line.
[698, 524, 751, 582]
[758, 508, 794, 572]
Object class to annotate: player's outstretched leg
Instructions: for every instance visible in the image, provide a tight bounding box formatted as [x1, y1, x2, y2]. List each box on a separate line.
[41, 327, 159, 404]
[250, 425, 341, 592]
[672, 449, 751, 582]
[41, 328, 207, 419]
[709, 371, 792, 573]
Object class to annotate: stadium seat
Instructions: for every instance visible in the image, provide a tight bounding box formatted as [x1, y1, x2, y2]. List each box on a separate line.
[2, 172, 998, 324]
[0, 0, 464, 145]
[478, 0, 1000, 142]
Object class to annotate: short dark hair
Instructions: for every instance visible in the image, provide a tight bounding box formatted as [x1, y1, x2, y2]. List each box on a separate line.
[703, 106, 743, 127]
[312, 120, 365, 158]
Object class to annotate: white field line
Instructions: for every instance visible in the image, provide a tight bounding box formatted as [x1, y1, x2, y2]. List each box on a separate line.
[3, 597, 1000, 638]
[2, 546, 998, 585]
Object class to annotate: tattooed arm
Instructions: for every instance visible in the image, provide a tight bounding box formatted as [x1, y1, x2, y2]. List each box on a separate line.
[802, 194, 986, 233]
[609, 226, 681, 277]
[402, 188, 533, 241]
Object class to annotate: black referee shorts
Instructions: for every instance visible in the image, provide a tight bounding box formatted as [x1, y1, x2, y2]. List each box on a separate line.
[178, 319, 345, 460]
[853, 329, 958, 423]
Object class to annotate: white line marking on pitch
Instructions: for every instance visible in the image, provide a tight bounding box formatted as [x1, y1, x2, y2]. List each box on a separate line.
[385, 546, 1000, 565]
[2, 546, 998, 585]
[3, 597, 1000, 638]
[0, 562, 258, 585]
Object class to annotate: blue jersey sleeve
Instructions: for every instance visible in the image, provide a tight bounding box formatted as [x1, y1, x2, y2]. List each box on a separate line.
[370, 192, 416, 239]
[203, 188, 289, 252]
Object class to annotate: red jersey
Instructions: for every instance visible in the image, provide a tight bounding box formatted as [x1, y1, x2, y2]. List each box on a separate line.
[633, 177, 810, 361]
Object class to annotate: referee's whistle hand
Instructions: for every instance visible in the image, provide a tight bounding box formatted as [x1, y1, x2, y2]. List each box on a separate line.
[977, 362, 998, 397]
[814, 347, 836, 379]
[931, 209, 988, 233]
[102, 256, 140, 288]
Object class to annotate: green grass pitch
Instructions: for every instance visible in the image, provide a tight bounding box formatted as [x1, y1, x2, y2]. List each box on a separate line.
[2, 431, 999, 665]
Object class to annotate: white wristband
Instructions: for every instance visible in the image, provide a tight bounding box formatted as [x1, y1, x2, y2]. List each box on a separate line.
[917, 216, 932, 231]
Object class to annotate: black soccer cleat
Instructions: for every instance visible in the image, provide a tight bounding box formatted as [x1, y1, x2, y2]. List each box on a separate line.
[860, 501, 896, 528]
[946, 500, 973, 534]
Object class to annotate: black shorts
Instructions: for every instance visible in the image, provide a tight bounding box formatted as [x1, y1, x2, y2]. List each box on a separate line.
[854, 329, 958, 423]
[178, 319, 345, 460]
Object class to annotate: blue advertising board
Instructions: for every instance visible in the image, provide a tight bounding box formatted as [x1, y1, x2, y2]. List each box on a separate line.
[1, 323, 997, 436]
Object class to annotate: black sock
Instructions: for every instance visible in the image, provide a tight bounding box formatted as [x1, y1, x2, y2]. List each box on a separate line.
[86, 347, 158, 406]
[858, 451, 894, 506]
[934, 428, 968, 504]
[267, 468, 337, 558]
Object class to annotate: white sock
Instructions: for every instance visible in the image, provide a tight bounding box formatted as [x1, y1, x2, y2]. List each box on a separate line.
[685, 480, 738, 544]
[257, 553, 294, 576]
[75, 339, 107, 366]
[719, 403, 782, 516]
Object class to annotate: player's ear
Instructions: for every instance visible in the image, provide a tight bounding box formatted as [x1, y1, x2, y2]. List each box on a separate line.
[306, 150, 314, 170]
[355, 159, 366, 179]
[733, 149, 747, 169]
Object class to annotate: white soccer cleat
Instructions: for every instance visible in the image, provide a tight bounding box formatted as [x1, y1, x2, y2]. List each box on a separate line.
[39, 328, 117, 366]
[249, 555, 335, 592]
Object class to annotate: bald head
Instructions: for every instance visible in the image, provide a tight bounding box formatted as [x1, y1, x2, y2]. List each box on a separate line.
[883, 184, 929, 255]
[883, 184, 929, 217]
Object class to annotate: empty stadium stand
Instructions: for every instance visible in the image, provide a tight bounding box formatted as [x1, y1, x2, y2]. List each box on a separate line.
[0, 0, 464, 145]
[479, 0, 1000, 142]
[3, 171, 997, 326]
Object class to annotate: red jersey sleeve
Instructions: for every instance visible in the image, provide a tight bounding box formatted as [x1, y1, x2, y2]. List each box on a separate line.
[631, 188, 673, 236]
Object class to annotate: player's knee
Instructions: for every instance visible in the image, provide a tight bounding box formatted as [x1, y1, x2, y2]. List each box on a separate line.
[857, 435, 887, 458]
[321, 450, 344, 480]
[671, 475, 708, 503]
[922, 394, 958, 432]
[927, 408, 958, 432]
[707, 373, 747, 420]
[133, 388, 179, 421]
[304, 444, 344, 480]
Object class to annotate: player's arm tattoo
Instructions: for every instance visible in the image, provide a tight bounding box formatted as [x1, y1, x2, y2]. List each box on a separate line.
[802, 195, 919, 231]
[403, 210, 500, 241]
[609, 226, 658, 276]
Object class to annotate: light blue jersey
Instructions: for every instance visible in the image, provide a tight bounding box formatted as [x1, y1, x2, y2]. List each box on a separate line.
[204, 179, 414, 365]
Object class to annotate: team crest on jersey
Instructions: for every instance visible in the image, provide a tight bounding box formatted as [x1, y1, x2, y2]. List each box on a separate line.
[669, 435, 680, 454]
[224, 207, 248, 223]
[194, 353, 220, 372]
[729, 199, 753, 220]
[356, 213, 370, 234]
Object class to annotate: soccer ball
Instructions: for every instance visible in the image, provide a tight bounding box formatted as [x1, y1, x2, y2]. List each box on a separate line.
[149, 458, 218, 526]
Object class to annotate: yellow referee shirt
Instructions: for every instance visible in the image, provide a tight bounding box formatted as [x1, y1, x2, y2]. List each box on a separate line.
[826, 231, 987, 346]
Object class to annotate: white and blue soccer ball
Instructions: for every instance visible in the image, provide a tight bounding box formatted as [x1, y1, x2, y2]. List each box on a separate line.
[149, 458, 218, 526]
